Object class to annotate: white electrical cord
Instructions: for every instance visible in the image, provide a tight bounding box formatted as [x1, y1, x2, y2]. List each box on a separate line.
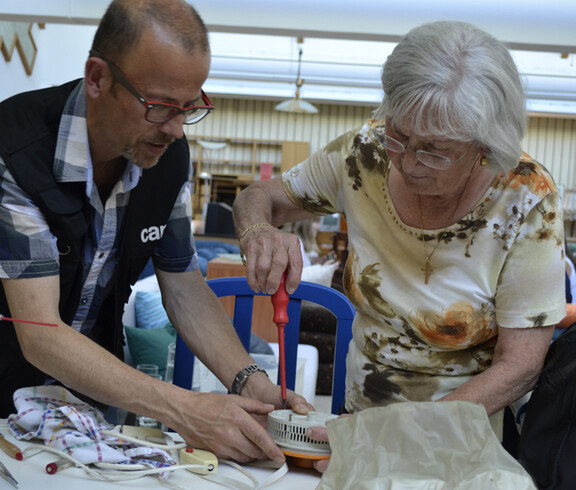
[100, 428, 187, 451]
[22, 444, 202, 481]
[20, 433, 289, 489]
[159, 459, 288, 490]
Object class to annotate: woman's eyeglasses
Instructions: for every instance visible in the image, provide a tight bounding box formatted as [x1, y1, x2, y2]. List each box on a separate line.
[370, 124, 475, 170]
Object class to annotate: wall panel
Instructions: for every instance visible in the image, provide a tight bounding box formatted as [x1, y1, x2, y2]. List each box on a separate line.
[185, 98, 576, 188]
[525, 117, 576, 189]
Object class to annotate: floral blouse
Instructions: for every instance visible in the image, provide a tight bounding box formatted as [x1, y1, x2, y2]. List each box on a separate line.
[283, 121, 566, 412]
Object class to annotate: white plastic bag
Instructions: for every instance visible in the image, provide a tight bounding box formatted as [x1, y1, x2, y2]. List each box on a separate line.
[317, 401, 536, 490]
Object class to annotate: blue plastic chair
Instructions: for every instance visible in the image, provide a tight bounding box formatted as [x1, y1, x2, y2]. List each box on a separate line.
[173, 276, 356, 414]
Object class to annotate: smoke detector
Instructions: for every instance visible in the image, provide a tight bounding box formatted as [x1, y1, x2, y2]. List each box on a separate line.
[267, 410, 338, 465]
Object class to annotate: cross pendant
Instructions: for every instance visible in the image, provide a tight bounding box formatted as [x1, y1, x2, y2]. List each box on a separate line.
[422, 258, 433, 284]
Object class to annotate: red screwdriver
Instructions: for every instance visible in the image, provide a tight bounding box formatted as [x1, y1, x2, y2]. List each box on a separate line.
[271, 272, 289, 409]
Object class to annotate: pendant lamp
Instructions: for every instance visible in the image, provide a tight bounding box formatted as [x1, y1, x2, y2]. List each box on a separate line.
[275, 41, 318, 114]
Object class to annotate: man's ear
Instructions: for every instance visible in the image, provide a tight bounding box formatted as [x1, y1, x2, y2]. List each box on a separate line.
[85, 57, 110, 99]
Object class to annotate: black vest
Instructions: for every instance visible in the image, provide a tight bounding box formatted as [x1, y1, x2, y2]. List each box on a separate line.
[0, 80, 190, 415]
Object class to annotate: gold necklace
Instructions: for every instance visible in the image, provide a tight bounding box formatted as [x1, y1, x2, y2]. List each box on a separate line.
[417, 156, 480, 285]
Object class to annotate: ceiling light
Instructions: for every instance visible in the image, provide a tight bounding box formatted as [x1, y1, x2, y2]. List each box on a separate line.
[274, 97, 319, 114]
[197, 140, 228, 150]
[275, 40, 318, 114]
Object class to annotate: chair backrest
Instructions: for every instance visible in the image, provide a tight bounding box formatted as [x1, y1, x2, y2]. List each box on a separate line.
[173, 276, 356, 414]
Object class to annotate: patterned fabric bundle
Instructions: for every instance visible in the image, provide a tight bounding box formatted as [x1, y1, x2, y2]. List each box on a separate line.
[7, 386, 175, 471]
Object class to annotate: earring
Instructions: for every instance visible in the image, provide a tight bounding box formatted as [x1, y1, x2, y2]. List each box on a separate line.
[480, 157, 488, 166]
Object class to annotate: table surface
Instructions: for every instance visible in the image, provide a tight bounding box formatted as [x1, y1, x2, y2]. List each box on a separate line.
[0, 421, 322, 489]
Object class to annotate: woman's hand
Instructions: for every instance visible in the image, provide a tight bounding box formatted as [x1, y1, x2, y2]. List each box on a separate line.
[233, 178, 318, 295]
[307, 425, 331, 473]
[307, 414, 352, 473]
[241, 225, 304, 295]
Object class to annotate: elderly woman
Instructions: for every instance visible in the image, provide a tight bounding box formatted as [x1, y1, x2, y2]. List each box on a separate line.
[234, 20, 565, 463]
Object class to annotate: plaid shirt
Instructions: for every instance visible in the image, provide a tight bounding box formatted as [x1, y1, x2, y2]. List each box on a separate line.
[0, 81, 198, 334]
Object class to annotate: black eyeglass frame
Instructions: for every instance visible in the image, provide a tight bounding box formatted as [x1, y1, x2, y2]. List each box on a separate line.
[90, 49, 214, 125]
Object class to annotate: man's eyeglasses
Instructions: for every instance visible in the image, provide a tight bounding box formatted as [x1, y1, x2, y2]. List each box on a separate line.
[370, 124, 475, 170]
[90, 50, 214, 125]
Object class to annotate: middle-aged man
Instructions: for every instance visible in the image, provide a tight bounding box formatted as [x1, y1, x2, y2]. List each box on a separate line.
[0, 0, 311, 465]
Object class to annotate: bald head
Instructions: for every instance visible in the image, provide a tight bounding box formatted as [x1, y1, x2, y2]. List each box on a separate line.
[91, 0, 209, 63]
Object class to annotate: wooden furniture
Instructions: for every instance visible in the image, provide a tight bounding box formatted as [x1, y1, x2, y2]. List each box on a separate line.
[189, 137, 309, 218]
[206, 256, 278, 342]
[280, 141, 310, 173]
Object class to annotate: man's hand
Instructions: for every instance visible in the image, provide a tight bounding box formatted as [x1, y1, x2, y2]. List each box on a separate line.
[242, 371, 314, 414]
[167, 390, 286, 464]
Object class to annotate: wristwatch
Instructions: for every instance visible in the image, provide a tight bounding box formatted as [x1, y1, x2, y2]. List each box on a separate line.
[231, 363, 267, 395]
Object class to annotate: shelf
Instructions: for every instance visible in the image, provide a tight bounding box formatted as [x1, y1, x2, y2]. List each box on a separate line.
[188, 136, 309, 219]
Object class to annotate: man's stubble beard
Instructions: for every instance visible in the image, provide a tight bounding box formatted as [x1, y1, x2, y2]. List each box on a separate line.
[122, 143, 163, 169]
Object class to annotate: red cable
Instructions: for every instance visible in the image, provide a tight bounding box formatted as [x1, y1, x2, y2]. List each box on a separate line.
[1, 316, 58, 327]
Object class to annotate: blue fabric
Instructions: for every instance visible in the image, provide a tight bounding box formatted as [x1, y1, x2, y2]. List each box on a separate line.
[196, 248, 220, 261]
[196, 241, 240, 276]
[138, 259, 156, 280]
[197, 256, 208, 276]
[196, 241, 240, 254]
[250, 333, 274, 355]
[138, 241, 240, 279]
[135, 290, 169, 330]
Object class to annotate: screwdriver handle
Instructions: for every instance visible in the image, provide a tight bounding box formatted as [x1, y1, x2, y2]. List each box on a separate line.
[271, 273, 289, 326]
[271, 272, 289, 407]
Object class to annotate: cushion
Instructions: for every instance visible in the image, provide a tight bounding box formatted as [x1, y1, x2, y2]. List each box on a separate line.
[250, 333, 274, 355]
[299, 331, 336, 364]
[316, 363, 335, 395]
[301, 262, 339, 287]
[197, 247, 221, 262]
[135, 290, 169, 330]
[196, 241, 240, 254]
[299, 302, 337, 334]
[195, 242, 241, 276]
[197, 256, 208, 276]
[124, 323, 177, 378]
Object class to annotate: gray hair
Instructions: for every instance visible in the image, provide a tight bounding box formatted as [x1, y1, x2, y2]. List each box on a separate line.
[375, 21, 527, 172]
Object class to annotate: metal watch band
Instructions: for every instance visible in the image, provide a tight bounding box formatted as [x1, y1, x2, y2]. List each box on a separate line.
[231, 363, 267, 395]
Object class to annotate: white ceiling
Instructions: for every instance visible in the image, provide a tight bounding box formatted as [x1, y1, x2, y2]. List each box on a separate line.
[2, 0, 576, 115]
